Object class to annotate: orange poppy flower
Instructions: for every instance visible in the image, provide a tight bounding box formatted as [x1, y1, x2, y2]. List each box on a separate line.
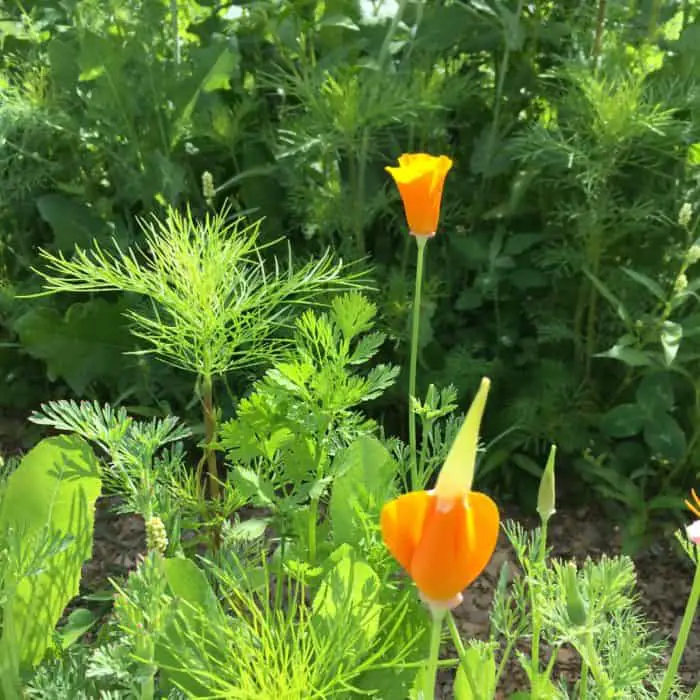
[380, 378, 500, 608]
[385, 154, 453, 237]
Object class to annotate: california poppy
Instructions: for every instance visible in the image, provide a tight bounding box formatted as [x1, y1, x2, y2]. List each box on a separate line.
[380, 378, 500, 608]
[385, 153, 453, 237]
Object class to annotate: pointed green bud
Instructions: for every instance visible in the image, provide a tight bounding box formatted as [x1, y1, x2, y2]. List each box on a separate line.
[563, 563, 588, 627]
[435, 377, 490, 501]
[536, 445, 557, 524]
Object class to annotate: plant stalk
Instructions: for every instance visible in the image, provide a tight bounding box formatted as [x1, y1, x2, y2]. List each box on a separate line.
[409, 236, 428, 487]
[201, 376, 220, 500]
[423, 608, 446, 699]
[658, 552, 700, 700]
[447, 613, 480, 696]
[530, 520, 549, 686]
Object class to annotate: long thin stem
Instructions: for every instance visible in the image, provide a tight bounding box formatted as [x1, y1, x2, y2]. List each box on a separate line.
[591, 0, 607, 68]
[377, 0, 410, 68]
[658, 553, 700, 700]
[486, 0, 525, 169]
[423, 609, 446, 700]
[409, 236, 428, 487]
[583, 631, 613, 698]
[447, 613, 480, 696]
[308, 497, 319, 564]
[201, 376, 220, 500]
[171, 0, 181, 65]
[529, 521, 548, 687]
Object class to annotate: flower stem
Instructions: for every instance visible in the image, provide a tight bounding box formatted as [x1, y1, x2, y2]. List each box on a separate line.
[423, 608, 445, 700]
[658, 551, 700, 700]
[409, 235, 427, 487]
[201, 375, 220, 501]
[447, 613, 479, 696]
[530, 520, 549, 686]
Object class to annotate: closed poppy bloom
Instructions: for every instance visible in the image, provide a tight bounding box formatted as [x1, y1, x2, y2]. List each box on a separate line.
[380, 379, 500, 608]
[385, 153, 453, 237]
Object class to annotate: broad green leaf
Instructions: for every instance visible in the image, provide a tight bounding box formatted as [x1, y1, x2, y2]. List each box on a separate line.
[155, 558, 227, 697]
[36, 193, 108, 251]
[312, 546, 381, 659]
[635, 372, 674, 413]
[597, 341, 653, 367]
[58, 608, 98, 649]
[329, 436, 397, 546]
[601, 403, 646, 438]
[660, 321, 683, 365]
[162, 558, 221, 617]
[0, 435, 101, 669]
[13, 299, 134, 395]
[172, 46, 239, 145]
[643, 412, 687, 462]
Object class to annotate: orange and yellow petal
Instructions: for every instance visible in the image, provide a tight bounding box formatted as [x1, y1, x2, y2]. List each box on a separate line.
[380, 490, 432, 573]
[385, 153, 453, 236]
[411, 491, 500, 602]
[686, 488, 700, 519]
[380, 489, 500, 605]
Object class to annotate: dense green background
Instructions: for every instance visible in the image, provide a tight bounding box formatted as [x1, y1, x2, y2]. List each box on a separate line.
[2, 0, 700, 547]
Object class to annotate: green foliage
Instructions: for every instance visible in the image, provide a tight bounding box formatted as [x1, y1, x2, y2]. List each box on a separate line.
[112, 547, 420, 699]
[0, 435, 101, 692]
[220, 291, 398, 558]
[32, 206, 360, 380]
[28, 400, 190, 525]
[1, 0, 700, 531]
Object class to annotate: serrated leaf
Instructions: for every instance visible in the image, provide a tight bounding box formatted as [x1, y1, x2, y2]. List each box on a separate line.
[348, 332, 386, 365]
[36, 194, 109, 251]
[13, 299, 133, 395]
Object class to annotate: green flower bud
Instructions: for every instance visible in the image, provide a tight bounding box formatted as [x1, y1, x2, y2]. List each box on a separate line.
[688, 245, 700, 265]
[679, 202, 693, 229]
[537, 444, 557, 524]
[564, 563, 588, 627]
[674, 273, 688, 294]
[145, 515, 168, 555]
[201, 171, 215, 203]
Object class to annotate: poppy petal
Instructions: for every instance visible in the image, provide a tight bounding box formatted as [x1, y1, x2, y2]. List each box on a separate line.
[410, 491, 500, 603]
[380, 491, 432, 573]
